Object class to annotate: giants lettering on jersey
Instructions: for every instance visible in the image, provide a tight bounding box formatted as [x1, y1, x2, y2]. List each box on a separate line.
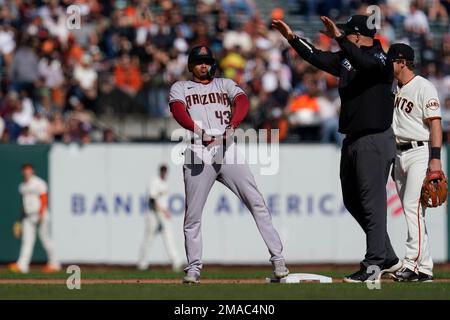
[395, 96, 414, 113]
[185, 92, 230, 109]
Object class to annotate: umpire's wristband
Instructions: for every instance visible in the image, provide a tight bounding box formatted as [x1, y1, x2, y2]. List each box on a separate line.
[430, 147, 441, 160]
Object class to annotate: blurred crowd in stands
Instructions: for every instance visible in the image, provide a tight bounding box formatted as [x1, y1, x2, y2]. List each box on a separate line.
[0, 0, 450, 144]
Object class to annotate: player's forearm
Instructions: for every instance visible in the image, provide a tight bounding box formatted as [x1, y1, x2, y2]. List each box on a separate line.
[429, 119, 442, 165]
[229, 94, 249, 128]
[429, 119, 442, 148]
[39, 193, 48, 217]
[155, 202, 163, 213]
[154, 202, 170, 217]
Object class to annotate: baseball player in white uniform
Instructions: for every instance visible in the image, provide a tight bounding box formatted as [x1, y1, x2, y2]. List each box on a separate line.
[169, 46, 289, 283]
[388, 43, 442, 282]
[137, 164, 183, 271]
[9, 163, 60, 273]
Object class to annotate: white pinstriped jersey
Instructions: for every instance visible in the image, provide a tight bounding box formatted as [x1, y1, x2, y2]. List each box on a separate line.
[169, 78, 245, 136]
[392, 76, 441, 143]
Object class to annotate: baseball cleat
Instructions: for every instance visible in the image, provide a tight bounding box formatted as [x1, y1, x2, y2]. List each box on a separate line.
[137, 262, 149, 271]
[172, 262, 184, 273]
[418, 272, 433, 282]
[137, 265, 148, 271]
[272, 260, 290, 278]
[42, 264, 62, 273]
[8, 263, 26, 274]
[380, 258, 402, 276]
[392, 267, 419, 282]
[183, 272, 200, 284]
[343, 268, 377, 283]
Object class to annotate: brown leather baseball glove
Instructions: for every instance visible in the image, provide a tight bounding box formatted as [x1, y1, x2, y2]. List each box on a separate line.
[13, 221, 22, 239]
[421, 170, 448, 208]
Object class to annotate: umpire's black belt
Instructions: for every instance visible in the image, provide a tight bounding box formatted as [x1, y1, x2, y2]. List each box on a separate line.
[396, 141, 425, 151]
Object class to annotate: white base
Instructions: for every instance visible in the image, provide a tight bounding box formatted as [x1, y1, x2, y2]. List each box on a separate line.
[266, 273, 333, 284]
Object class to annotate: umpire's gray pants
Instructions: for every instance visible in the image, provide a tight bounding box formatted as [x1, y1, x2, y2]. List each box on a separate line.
[183, 148, 284, 274]
[340, 127, 398, 269]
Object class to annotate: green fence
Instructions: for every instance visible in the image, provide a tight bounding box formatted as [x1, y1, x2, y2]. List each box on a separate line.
[0, 145, 49, 263]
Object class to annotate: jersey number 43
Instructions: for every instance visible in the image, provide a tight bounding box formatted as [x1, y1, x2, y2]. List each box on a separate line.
[215, 110, 231, 125]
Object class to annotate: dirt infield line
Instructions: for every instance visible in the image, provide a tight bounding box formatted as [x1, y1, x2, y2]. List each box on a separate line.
[1, 278, 449, 284]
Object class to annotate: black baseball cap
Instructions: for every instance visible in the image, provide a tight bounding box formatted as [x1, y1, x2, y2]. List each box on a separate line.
[188, 46, 215, 65]
[336, 15, 377, 38]
[387, 43, 415, 61]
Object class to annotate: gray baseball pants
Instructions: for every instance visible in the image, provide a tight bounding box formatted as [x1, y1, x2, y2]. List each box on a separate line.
[340, 128, 398, 269]
[182, 148, 285, 275]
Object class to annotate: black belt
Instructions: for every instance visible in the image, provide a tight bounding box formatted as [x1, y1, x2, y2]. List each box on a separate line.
[190, 138, 223, 146]
[396, 141, 424, 151]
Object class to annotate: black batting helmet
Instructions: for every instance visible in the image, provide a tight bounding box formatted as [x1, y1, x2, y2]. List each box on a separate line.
[187, 45, 216, 77]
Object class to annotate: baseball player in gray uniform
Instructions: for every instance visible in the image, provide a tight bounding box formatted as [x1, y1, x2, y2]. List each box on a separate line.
[169, 46, 289, 284]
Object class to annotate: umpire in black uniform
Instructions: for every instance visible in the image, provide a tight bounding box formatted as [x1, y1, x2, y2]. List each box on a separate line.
[273, 15, 402, 282]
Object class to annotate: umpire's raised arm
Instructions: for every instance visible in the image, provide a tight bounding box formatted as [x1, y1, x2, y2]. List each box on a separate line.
[275, 15, 401, 283]
[272, 19, 341, 77]
[335, 36, 389, 71]
[323, 14, 391, 73]
[274, 16, 394, 135]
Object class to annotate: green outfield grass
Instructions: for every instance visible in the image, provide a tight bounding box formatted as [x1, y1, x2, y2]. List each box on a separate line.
[1, 283, 450, 300]
[0, 266, 449, 300]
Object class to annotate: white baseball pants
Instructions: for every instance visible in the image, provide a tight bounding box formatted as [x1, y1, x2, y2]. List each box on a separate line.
[182, 147, 285, 275]
[17, 213, 60, 273]
[137, 210, 183, 270]
[393, 143, 433, 276]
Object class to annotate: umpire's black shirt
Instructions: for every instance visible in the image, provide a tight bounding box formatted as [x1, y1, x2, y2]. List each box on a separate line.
[288, 35, 394, 135]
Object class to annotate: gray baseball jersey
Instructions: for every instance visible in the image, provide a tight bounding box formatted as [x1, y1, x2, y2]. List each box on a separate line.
[169, 78, 244, 136]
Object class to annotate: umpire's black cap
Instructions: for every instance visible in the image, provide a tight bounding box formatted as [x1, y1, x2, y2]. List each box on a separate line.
[387, 43, 415, 61]
[336, 15, 377, 38]
[188, 46, 215, 65]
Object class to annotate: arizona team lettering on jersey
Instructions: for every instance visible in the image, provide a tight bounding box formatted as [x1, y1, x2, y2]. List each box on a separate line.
[185, 92, 230, 108]
[392, 76, 441, 143]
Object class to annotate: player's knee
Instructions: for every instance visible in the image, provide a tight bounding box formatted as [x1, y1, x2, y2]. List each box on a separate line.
[184, 219, 201, 230]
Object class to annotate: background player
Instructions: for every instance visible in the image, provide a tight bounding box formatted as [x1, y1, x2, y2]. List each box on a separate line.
[9, 163, 60, 273]
[169, 46, 289, 284]
[389, 43, 442, 282]
[137, 164, 183, 272]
